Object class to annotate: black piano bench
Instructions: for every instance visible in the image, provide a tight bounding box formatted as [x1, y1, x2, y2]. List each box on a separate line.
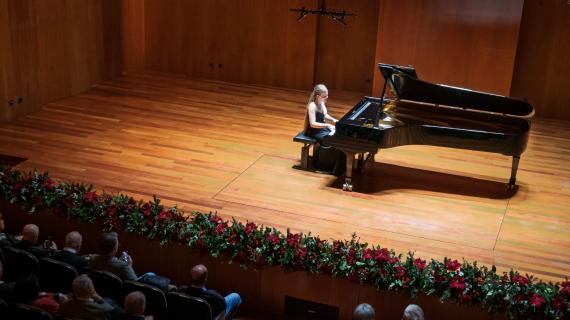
[293, 131, 317, 170]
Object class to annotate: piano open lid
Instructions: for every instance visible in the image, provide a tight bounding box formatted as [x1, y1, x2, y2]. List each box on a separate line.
[378, 63, 534, 118]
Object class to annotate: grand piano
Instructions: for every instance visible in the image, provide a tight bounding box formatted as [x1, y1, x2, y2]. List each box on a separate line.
[324, 63, 534, 191]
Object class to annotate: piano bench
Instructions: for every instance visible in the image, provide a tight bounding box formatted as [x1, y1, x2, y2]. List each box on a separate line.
[293, 131, 317, 169]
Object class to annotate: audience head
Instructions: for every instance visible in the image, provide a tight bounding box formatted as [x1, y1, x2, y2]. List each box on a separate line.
[353, 303, 375, 320]
[402, 304, 424, 320]
[190, 264, 208, 287]
[22, 224, 40, 244]
[99, 232, 119, 256]
[0, 259, 3, 280]
[308, 83, 329, 104]
[72, 275, 96, 300]
[124, 291, 146, 316]
[65, 231, 83, 251]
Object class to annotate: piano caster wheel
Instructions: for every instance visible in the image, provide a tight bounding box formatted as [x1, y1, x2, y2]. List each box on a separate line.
[507, 183, 515, 191]
[342, 182, 353, 192]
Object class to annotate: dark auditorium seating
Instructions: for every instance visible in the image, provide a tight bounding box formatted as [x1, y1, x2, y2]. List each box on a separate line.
[11, 303, 53, 320]
[167, 291, 213, 320]
[123, 280, 167, 320]
[39, 258, 78, 293]
[88, 269, 123, 301]
[3, 246, 39, 282]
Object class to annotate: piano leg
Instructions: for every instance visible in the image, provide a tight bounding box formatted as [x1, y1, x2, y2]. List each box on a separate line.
[342, 152, 355, 191]
[508, 156, 520, 190]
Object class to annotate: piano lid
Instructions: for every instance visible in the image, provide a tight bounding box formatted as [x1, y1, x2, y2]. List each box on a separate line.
[378, 63, 534, 119]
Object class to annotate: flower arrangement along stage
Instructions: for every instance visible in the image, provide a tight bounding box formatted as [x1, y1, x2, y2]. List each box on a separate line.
[0, 165, 568, 319]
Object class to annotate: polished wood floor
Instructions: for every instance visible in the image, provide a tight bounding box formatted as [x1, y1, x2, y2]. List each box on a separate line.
[1, 71, 568, 282]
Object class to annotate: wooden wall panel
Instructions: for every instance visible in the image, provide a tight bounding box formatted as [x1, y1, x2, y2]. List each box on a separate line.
[121, 0, 146, 70]
[372, 0, 524, 97]
[143, 0, 318, 90]
[511, 0, 570, 120]
[0, 0, 122, 122]
[314, 0, 379, 94]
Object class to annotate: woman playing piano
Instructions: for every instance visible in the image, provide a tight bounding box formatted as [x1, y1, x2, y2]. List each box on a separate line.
[304, 84, 345, 175]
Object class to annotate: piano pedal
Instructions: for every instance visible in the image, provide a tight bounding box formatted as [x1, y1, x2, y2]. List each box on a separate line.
[342, 182, 353, 191]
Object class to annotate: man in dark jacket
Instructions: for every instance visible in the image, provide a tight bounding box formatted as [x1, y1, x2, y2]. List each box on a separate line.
[179, 264, 241, 320]
[15, 224, 54, 259]
[89, 232, 137, 281]
[58, 274, 114, 320]
[52, 231, 89, 274]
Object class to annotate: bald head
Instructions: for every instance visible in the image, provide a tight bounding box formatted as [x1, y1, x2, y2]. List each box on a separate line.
[403, 304, 424, 320]
[22, 224, 39, 244]
[191, 264, 208, 287]
[65, 231, 82, 251]
[353, 303, 375, 320]
[0, 211, 5, 232]
[124, 291, 146, 316]
[72, 275, 96, 300]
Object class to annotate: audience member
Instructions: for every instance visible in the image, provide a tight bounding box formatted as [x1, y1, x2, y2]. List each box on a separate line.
[179, 264, 241, 320]
[353, 303, 375, 320]
[0, 211, 15, 248]
[402, 304, 424, 320]
[89, 232, 137, 281]
[12, 277, 65, 314]
[15, 224, 56, 259]
[121, 291, 153, 320]
[52, 231, 89, 274]
[58, 274, 113, 320]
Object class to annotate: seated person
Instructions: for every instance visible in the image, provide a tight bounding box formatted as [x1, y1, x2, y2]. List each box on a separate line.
[89, 232, 137, 281]
[304, 84, 345, 174]
[304, 84, 338, 141]
[15, 224, 56, 259]
[58, 274, 114, 320]
[0, 211, 16, 248]
[52, 231, 89, 274]
[178, 264, 241, 320]
[121, 291, 153, 320]
[11, 277, 66, 314]
[402, 304, 424, 320]
[353, 303, 375, 320]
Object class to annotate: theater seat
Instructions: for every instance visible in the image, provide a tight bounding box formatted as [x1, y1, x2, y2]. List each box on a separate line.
[3, 247, 39, 282]
[88, 269, 123, 301]
[167, 291, 213, 320]
[123, 280, 167, 320]
[39, 258, 78, 293]
[11, 303, 53, 320]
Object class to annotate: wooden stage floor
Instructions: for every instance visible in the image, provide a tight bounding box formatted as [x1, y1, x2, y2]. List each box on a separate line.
[1, 71, 568, 282]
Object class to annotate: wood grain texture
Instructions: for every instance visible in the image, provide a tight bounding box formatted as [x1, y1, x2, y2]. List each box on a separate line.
[372, 0, 524, 97]
[0, 0, 122, 122]
[0, 72, 568, 283]
[511, 0, 570, 120]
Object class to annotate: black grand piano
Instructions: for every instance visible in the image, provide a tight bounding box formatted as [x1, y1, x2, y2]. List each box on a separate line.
[324, 63, 534, 191]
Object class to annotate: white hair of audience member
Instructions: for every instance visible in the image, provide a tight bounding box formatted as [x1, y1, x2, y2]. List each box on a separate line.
[353, 303, 375, 320]
[402, 304, 424, 320]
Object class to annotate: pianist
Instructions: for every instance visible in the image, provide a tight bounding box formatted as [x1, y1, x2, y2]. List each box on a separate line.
[304, 84, 345, 175]
[304, 84, 337, 141]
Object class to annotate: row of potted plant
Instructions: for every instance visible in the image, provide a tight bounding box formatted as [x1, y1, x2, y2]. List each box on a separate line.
[0, 166, 568, 319]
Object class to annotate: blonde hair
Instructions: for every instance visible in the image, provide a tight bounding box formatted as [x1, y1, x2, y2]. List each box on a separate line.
[308, 84, 328, 104]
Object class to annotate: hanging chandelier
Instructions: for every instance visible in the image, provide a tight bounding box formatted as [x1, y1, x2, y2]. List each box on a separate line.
[290, 0, 357, 25]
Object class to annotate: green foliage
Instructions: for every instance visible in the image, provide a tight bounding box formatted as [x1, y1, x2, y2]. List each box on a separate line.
[0, 165, 568, 319]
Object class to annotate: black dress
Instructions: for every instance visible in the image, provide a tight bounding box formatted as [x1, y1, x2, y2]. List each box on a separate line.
[305, 111, 345, 175]
[305, 111, 331, 142]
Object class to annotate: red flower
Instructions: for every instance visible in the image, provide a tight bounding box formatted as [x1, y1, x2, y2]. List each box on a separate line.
[450, 276, 466, 290]
[512, 274, 529, 285]
[396, 265, 406, 279]
[43, 178, 56, 189]
[84, 191, 98, 204]
[446, 259, 461, 271]
[515, 293, 527, 303]
[552, 296, 566, 311]
[561, 281, 570, 295]
[267, 233, 280, 246]
[216, 223, 226, 235]
[375, 248, 391, 263]
[458, 292, 472, 303]
[414, 258, 427, 271]
[142, 203, 151, 217]
[107, 205, 117, 216]
[286, 233, 300, 248]
[209, 215, 222, 224]
[244, 222, 257, 236]
[530, 294, 545, 308]
[362, 249, 374, 260]
[346, 248, 356, 265]
[146, 219, 154, 227]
